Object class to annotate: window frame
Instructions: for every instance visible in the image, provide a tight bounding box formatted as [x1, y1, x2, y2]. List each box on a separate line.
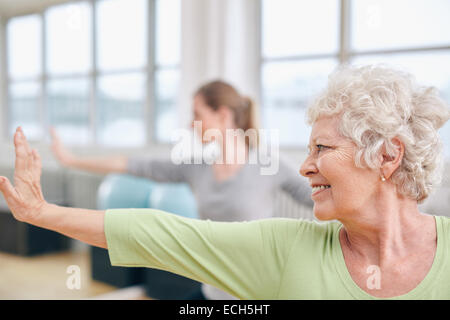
[258, 0, 450, 151]
[1, 0, 180, 148]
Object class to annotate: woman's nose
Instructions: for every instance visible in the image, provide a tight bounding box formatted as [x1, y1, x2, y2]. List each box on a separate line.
[299, 155, 318, 178]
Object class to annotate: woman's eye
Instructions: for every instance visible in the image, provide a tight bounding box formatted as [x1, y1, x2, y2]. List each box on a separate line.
[316, 144, 329, 152]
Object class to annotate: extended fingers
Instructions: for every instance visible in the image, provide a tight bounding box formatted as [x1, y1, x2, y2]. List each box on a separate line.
[14, 127, 35, 178]
[0, 176, 19, 205]
[50, 127, 57, 138]
[14, 127, 30, 171]
[31, 149, 42, 179]
[50, 127, 62, 147]
[12, 128, 42, 186]
[15, 127, 32, 153]
[0, 175, 42, 223]
[50, 127, 57, 143]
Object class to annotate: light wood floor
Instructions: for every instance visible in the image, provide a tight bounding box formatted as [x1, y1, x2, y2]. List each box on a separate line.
[0, 249, 149, 300]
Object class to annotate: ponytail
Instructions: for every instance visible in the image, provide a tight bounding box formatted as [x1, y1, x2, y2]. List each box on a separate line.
[239, 96, 259, 148]
[195, 80, 260, 148]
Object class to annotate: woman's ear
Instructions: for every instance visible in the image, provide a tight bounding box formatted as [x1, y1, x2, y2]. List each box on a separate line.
[217, 105, 234, 127]
[381, 138, 404, 180]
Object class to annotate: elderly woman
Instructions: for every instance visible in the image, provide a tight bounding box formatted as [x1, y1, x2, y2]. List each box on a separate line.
[0, 65, 449, 299]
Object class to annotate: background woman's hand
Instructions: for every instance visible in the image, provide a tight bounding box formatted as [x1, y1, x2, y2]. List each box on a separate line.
[50, 127, 76, 167]
[0, 127, 47, 223]
[51, 127, 127, 174]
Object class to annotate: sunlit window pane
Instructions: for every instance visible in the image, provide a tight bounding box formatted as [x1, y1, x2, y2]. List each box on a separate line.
[96, 73, 146, 146]
[46, 3, 92, 75]
[262, 0, 339, 58]
[155, 69, 180, 142]
[96, 0, 147, 71]
[7, 15, 42, 79]
[262, 59, 337, 147]
[352, 52, 450, 158]
[155, 0, 181, 66]
[47, 78, 90, 145]
[351, 0, 450, 51]
[9, 82, 42, 139]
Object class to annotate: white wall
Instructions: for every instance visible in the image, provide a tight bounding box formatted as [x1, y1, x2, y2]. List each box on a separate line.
[179, 0, 261, 128]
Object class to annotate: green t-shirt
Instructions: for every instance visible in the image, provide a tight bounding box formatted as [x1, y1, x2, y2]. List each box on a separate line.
[104, 209, 450, 299]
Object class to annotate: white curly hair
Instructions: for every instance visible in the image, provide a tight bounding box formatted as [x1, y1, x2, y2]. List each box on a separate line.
[307, 64, 450, 203]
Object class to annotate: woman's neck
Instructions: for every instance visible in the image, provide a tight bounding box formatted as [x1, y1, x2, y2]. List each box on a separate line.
[211, 134, 249, 182]
[217, 132, 249, 166]
[338, 190, 436, 267]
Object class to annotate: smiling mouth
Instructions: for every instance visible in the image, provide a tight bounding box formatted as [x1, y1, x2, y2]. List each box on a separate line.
[311, 185, 331, 195]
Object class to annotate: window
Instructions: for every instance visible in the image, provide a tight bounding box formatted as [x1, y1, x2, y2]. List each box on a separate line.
[9, 82, 42, 139]
[46, 3, 92, 75]
[261, 0, 340, 148]
[261, 59, 336, 147]
[96, 0, 147, 146]
[261, 0, 450, 158]
[154, 0, 181, 143]
[351, 0, 450, 51]
[96, 73, 146, 146]
[7, 15, 42, 139]
[46, 2, 92, 145]
[349, 0, 450, 158]
[4, 0, 181, 146]
[47, 78, 91, 145]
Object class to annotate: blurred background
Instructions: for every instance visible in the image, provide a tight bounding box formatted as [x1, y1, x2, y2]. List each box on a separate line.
[0, 0, 449, 299]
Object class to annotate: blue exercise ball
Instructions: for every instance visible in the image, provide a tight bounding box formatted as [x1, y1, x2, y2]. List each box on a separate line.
[97, 174, 155, 210]
[148, 183, 198, 219]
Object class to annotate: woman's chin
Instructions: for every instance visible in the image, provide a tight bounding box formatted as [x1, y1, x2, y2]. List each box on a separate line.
[313, 206, 336, 221]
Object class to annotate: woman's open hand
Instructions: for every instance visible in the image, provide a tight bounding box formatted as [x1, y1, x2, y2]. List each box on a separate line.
[50, 127, 76, 167]
[0, 127, 47, 223]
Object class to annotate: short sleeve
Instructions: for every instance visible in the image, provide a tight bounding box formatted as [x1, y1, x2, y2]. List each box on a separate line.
[104, 208, 303, 299]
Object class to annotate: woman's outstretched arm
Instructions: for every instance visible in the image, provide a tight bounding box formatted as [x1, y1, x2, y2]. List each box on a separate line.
[51, 128, 190, 183]
[50, 128, 128, 174]
[31, 204, 107, 248]
[0, 127, 107, 248]
[0, 127, 303, 299]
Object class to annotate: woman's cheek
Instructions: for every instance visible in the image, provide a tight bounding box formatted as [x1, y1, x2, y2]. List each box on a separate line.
[317, 151, 340, 174]
[334, 146, 355, 163]
[317, 151, 354, 195]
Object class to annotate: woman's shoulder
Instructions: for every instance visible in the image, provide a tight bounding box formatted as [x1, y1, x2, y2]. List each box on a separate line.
[436, 215, 450, 242]
[257, 218, 341, 242]
[435, 214, 450, 226]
